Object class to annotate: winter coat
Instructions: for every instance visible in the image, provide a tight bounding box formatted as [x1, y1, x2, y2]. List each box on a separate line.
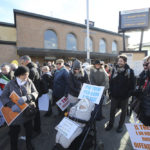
[0, 78, 38, 125]
[68, 70, 89, 97]
[39, 73, 53, 97]
[109, 64, 135, 100]
[27, 62, 40, 92]
[137, 70, 147, 87]
[53, 67, 69, 100]
[90, 66, 108, 88]
[137, 76, 150, 126]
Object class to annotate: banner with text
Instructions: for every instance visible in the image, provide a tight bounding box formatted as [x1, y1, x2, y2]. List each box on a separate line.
[126, 123, 150, 150]
[78, 84, 104, 104]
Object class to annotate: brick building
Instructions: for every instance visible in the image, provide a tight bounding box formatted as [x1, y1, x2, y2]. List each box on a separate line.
[0, 9, 128, 65]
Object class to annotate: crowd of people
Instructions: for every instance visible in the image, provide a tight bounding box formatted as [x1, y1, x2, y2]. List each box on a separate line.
[0, 54, 150, 150]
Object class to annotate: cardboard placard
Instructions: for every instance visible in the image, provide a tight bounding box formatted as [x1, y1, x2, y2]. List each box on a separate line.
[1, 91, 28, 126]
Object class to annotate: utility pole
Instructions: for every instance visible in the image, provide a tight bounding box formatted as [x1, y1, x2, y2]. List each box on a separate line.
[86, 0, 90, 63]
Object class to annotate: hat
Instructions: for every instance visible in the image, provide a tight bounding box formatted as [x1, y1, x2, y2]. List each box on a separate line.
[56, 59, 64, 64]
[94, 60, 101, 65]
[72, 60, 81, 70]
[64, 63, 70, 68]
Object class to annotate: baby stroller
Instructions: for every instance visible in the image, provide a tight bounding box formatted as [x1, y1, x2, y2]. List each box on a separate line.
[53, 96, 104, 150]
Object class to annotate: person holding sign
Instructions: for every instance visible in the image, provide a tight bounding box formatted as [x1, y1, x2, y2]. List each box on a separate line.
[105, 55, 135, 133]
[53, 59, 69, 116]
[68, 59, 89, 107]
[0, 66, 38, 150]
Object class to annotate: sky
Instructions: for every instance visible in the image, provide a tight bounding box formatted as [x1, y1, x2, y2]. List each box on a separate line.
[0, 0, 150, 46]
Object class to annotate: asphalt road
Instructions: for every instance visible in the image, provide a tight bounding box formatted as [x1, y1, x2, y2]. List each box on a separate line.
[0, 102, 134, 150]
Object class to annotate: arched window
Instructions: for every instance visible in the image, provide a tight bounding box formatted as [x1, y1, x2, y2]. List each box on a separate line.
[66, 33, 77, 50]
[99, 39, 106, 53]
[44, 30, 57, 49]
[85, 37, 93, 51]
[112, 41, 117, 54]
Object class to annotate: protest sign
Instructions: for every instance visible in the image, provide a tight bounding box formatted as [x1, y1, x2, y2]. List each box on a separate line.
[55, 117, 79, 139]
[38, 93, 50, 111]
[126, 123, 150, 150]
[0, 100, 5, 127]
[1, 91, 28, 126]
[56, 97, 70, 111]
[78, 83, 104, 104]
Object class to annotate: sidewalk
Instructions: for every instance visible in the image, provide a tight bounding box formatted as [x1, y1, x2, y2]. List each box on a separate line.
[0, 102, 134, 150]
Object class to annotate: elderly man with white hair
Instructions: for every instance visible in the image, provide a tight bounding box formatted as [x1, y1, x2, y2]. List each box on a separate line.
[1, 64, 14, 80]
[39, 66, 53, 116]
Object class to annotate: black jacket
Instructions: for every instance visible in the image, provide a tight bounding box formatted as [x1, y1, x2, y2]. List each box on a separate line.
[109, 64, 135, 99]
[27, 62, 40, 92]
[39, 73, 53, 96]
[68, 70, 89, 97]
[137, 71, 150, 126]
[137, 70, 147, 87]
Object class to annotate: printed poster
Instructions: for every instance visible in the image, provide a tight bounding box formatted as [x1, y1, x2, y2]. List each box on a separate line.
[78, 83, 105, 104]
[56, 97, 70, 111]
[55, 117, 79, 139]
[126, 123, 150, 150]
[1, 91, 28, 126]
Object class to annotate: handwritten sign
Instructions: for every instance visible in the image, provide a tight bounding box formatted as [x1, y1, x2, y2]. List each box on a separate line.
[78, 84, 104, 104]
[56, 97, 70, 111]
[1, 91, 28, 126]
[126, 123, 150, 150]
[55, 117, 79, 139]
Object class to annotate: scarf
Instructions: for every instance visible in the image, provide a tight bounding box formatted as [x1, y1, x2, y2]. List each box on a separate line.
[112, 65, 130, 79]
[16, 77, 27, 86]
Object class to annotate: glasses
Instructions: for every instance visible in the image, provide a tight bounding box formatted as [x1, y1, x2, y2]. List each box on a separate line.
[56, 63, 61, 65]
[74, 68, 79, 70]
[143, 63, 148, 67]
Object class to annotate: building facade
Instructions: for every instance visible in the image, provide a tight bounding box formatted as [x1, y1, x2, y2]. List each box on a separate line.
[0, 9, 128, 65]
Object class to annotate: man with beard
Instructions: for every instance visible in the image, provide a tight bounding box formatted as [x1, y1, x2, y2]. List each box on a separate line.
[105, 55, 135, 133]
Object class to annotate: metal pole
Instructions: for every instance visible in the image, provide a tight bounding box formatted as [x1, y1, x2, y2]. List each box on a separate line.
[139, 29, 144, 51]
[123, 32, 126, 51]
[86, 0, 90, 62]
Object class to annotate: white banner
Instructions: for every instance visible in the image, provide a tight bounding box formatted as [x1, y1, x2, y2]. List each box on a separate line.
[126, 123, 150, 150]
[55, 117, 79, 139]
[78, 83, 104, 104]
[38, 93, 50, 111]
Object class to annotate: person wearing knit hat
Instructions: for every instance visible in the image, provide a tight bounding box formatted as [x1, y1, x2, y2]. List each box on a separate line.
[68, 59, 89, 106]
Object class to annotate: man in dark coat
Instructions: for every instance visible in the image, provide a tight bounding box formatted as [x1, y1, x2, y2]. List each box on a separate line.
[53, 59, 69, 114]
[105, 55, 135, 133]
[20, 55, 41, 136]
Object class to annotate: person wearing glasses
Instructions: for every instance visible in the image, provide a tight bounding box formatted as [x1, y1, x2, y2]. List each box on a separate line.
[52, 59, 69, 115]
[68, 59, 89, 107]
